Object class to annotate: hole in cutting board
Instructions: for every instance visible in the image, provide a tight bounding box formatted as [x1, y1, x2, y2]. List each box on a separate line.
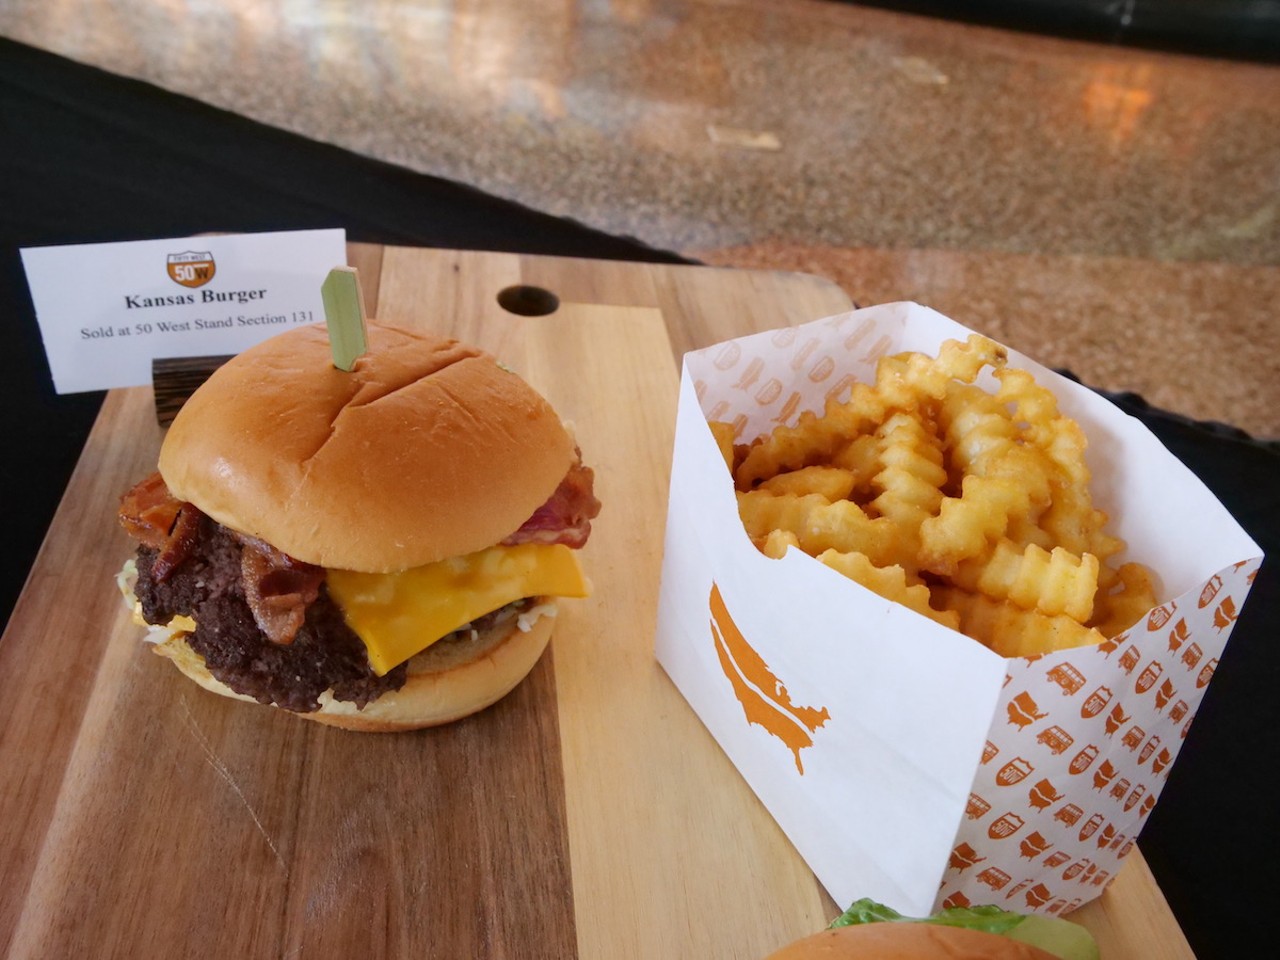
[497, 285, 559, 317]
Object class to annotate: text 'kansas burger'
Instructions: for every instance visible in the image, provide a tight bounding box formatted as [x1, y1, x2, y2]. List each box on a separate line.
[117, 321, 600, 731]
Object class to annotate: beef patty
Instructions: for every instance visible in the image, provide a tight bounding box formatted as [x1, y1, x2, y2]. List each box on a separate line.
[134, 516, 407, 713]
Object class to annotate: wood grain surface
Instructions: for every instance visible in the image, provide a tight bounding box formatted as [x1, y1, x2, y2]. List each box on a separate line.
[0, 244, 1193, 959]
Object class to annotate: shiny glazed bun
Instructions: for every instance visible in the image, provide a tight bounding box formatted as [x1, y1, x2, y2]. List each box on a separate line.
[150, 606, 557, 731]
[158, 322, 575, 573]
[764, 923, 1058, 960]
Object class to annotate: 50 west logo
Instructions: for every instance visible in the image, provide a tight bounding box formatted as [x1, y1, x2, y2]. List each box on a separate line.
[166, 250, 216, 288]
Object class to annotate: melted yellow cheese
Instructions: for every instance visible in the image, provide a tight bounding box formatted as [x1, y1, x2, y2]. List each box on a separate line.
[326, 543, 589, 676]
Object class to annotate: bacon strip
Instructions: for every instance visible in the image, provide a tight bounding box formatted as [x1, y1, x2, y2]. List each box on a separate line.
[118, 472, 199, 580]
[118, 472, 183, 550]
[503, 456, 601, 549]
[238, 538, 323, 646]
[151, 504, 201, 582]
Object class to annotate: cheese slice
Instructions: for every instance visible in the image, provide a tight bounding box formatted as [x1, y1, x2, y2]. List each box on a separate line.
[326, 543, 590, 676]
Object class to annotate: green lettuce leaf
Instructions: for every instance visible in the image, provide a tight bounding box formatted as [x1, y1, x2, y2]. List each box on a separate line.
[829, 898, 1099, 960]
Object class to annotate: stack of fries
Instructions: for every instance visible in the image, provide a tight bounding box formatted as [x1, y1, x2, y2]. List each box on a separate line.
[714, 334, 1158, 657]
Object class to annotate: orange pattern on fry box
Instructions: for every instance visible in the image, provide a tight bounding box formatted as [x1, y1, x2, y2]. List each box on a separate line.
[654, 302, 1263, 918]
[938, 559, 1257, 915]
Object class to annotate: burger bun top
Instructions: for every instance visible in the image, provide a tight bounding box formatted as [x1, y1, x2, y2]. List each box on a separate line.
[158, 322, 574, 572]
[764, 923, 1059, 960]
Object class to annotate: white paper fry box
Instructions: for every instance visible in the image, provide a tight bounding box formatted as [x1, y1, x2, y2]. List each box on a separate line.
[654, 302, 1262, 918]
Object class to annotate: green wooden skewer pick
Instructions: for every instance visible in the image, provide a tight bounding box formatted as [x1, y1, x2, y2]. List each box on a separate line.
[321, 266, 368, 371]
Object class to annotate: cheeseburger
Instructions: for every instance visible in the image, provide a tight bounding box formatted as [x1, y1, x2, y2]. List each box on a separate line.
[116, 321, 600, 731]
[765, 924, 1057, 960]
[765, 900, 1098, 960]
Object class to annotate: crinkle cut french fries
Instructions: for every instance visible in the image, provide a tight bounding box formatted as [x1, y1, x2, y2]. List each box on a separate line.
[717, 334, 1158, 657]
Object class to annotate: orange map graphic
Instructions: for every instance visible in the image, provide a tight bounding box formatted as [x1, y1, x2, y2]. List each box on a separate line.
[709, 582, 830, 773]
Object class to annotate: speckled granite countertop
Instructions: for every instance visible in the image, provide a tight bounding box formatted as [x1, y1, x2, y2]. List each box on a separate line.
[3, 0, 1277, 435]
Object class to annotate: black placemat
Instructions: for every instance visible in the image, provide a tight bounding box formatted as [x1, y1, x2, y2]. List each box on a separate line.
[1085, 386, 1278, 960]
[841, 1, 1280, 63]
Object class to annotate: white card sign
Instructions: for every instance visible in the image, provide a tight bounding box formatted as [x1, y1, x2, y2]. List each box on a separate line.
[20, 229, 347, 393]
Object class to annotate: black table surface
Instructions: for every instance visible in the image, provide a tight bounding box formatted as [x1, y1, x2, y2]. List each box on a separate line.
[844, 1, 1280, 63]
[2, 38, 1276, 960]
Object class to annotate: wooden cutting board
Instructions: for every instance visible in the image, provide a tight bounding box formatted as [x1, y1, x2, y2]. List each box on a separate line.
[0, 245, 1193, 959]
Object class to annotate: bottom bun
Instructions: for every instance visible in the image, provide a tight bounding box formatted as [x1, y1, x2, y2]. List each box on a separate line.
[765, 923, 1057, 960]
[151, 602, 557, 732]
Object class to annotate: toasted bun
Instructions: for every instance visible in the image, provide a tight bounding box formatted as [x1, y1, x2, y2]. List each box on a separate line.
[158, 322, 574, 572]
[764, 923, 1058, 960]
[150, 604, 557, 731]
